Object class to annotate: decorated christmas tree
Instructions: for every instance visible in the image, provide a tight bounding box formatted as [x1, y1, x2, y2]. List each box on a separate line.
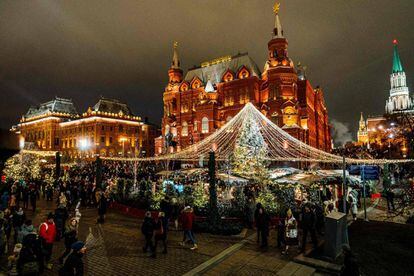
[232, 114, 270, 183]
[4, 153, 42, 181]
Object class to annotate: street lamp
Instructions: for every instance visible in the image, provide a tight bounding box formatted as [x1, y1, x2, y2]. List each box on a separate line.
[78, 138, 90, 158]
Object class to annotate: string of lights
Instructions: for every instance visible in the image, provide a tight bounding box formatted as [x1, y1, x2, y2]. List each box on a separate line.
[21, 103, 414, 165]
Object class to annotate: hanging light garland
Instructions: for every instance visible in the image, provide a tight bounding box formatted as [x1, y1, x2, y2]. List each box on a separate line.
[22, 103, 414, 165]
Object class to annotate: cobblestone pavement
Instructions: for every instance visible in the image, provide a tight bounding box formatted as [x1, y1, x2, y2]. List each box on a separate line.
[0, 199, 301, 275]
[201, 230, 292, 276]
[0, 199, 239, 275]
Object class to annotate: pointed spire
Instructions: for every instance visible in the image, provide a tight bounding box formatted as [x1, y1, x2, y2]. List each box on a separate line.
[272, 2, 284, 38]
[392, 39, 403, 73]
[359, 112, 366, 131]
[205, 79, 215, 92]
[171, 41, 180, 69]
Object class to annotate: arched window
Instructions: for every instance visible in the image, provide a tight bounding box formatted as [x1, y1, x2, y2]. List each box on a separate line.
[181, 121, 188, 137]
[165, 124, 170, 135]
[194, 121, 198, 132]
[202, 117, 209, 134]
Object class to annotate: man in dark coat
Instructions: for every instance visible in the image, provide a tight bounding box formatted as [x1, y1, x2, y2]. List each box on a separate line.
[160, 196, 172, 229]
[97, 192, 108, 224]
[301, 205, 318, 252]
[255, 205, 270, 248]
[59, 241, 86, 276]
[141, 211, 154, 254]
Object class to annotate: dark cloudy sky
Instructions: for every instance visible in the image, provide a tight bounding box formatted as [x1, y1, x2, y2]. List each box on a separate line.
[1, 0, 413, 142]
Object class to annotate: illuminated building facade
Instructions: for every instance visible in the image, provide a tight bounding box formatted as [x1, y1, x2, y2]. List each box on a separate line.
[14, 97, 158, 158]
[155, 4, 331, 155]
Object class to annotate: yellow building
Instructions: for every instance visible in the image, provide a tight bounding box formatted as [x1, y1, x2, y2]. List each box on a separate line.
[13, 97, 159, 158]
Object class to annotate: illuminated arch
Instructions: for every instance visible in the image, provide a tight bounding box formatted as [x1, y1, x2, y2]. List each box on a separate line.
[222, 69, 235, 82]
[190, 77, 203, 89]
[237, 66, 250, 79]
[180, 82, 189, 92]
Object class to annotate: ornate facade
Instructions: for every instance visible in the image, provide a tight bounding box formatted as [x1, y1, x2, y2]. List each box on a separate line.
[155, 4, 331, 155]
[14, 97, 159, 158]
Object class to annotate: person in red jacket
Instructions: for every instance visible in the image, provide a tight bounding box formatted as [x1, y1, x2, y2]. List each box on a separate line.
[39, 212, 57, 269]
[180, 206, 197, 250]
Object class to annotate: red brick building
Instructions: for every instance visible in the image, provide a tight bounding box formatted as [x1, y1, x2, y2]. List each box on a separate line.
[155, 6, 331, 155]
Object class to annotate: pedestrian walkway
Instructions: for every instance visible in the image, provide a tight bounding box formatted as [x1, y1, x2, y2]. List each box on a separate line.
[0, 198, 321, 275]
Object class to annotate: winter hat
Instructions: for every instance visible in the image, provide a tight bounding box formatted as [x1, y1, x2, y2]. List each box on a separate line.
[47, 212, 54, 220]
[71, 241, 85, 251]
[184, 206, 191, 211]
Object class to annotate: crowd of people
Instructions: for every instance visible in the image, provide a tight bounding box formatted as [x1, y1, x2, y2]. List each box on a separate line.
[0, 159, 369, 275]
[0, 177, 89, 275]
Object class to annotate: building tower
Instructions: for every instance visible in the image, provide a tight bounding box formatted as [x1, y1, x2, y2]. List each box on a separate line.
[357, 112, 368, 144]
[385, 40, 412, 114]
[264, 3, 298, 128]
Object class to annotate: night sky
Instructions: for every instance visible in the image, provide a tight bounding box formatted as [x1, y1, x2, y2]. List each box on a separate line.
[1, 0, 413, 144]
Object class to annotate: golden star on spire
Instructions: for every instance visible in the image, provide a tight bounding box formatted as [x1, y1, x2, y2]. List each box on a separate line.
[173, 41, 178, 49]
[273, 2, 280, 15]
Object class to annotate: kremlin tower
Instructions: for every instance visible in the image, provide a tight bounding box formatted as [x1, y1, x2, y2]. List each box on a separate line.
[385, 40, 412, 114]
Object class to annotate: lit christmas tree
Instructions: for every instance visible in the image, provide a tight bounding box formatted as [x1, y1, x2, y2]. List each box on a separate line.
[232, 114, 270, 183]
[4, 153, 42, 182]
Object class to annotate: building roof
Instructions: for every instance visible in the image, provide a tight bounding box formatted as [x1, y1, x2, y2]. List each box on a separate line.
[392, 40, 404, 73]
[92, 97, 134, 116]
[184, 53, 261, 86]
[24, 97, 78, 119]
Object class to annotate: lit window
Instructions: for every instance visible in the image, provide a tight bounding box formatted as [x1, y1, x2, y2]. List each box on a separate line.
[202, 117, 209, 133]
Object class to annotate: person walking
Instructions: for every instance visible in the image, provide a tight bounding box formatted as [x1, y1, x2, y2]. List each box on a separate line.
[12, 207, 26, 244]
[180, 206, 197, 250]
[59, 218, 78, 264]
[18, 231, 43, 275]
[254, 203, 263, 243]
[29, 188, 37, 213]
[59, 241, 86, 276]
[160, 196, 172, 228]
[152, 212, 168, 257]
[141, 211, 155, 255]
[349, 195, 358, 221]
[385, 189, 395, 212]
[17, 220, 35, 244]
[54, 206, 69, 241]
[255, 204, 270, 248]
[276, 212, 286, 249]
[282, 209, 298, 255]
[39, 213, 56, 270]
[97, 192, 108, 224]
[170, 198, 179, 231]
[300, 204, 318, 253]
[246, 198, 255, 229]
